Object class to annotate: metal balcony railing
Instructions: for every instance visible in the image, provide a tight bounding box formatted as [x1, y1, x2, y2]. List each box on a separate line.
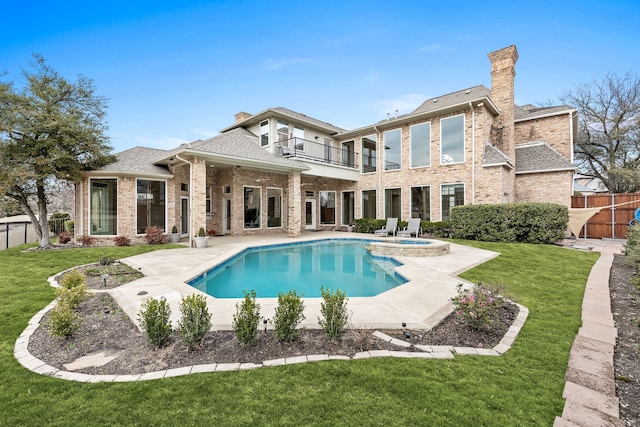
[277, 138, 359, 169]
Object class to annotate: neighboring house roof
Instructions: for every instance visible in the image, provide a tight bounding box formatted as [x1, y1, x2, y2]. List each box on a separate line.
[220, 107, 347, 134]
[162, 128, 309, 172]
[0, 215, 32, 224]
[86, 146, 173, 177]
[482, 144, 514, 169]
[515, 141, 576, 174]
[515, 104, 575, 121]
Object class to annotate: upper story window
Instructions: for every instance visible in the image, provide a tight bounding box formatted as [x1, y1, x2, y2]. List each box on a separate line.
[440, 114, 464, 164]
[260, 120, 269, 146]
[361, 134, 377, 173]
[277, 120, 289, 143]
[383, 129, 401, 171]
[293, 125, 304, 150]
[342, 140, 355, 168]
[410, 122, 431, 167]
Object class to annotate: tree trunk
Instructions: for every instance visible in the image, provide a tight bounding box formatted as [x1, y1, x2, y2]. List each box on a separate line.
[36, 181, 51, 247]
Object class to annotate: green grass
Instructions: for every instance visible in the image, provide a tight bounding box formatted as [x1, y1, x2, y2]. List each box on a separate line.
[0, 241, 599, 426]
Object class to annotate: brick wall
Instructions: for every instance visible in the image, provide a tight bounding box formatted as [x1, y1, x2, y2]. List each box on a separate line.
[515, 170, 573, 207]
[515, 113, 574, 159]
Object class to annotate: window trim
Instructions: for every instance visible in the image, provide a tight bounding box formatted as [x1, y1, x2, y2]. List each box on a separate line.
[341, 190, 355, 226]
[384, 187, 402, 219]
[319, 190, 337, 225]
[260, 120, 269, 147]
[361, 189, 377, 219]
[440, 114, 465, 165]
[440, 182, 465, 221]
[410, 121, 431, 169]
[361, 134, 377, 174]
[88, 177, 118, 237]
[383, 128, 402, 171]
[410, 185, 431, 221]
[135, 178, 168, 235]
[243, 185, 262, 230]
[266, 186, 283, 229]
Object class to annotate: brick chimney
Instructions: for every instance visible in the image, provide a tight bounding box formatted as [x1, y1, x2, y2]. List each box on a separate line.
[234, 111, 252, 123]
[488, 45, 518, 159]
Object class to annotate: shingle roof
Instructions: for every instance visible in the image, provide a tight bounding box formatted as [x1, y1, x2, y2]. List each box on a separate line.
[482, 144, 514, 168]
[270, 107, 347, 133]
[515, 104, 574, 121]
[515, 141, 575, 174]
[175, 128, 309, 170]
[221, 107, 347, 134]
[412, 85, 492, 116]
[97, 146, 173, 177]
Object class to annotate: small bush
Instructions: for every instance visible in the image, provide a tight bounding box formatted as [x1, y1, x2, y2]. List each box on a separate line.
[451, 283, 506, 331]
[272, 290, 306, 342]
[99, 256, 116, 266]
[349, 327, 374, 351]
[49, 212, 70, 233]
[58, 231, 72, 244]
[353, 218, 387, 234]
[178, 294, 212, 348]
[144, 226, 166, 245]
[138, 297, 172, 348]
[56, 284, 89, 309]
[79, 234, 96, 246]
[48, 302, 81, 337]
[198, 227, 206, 237]
[318, 287, 349, 340]
[624, 224, 640, 270]
[59, 269, 85, 290]
[64, 219, 75, 234]
[232, 290, 261, 346]
[113, 235, 131, 247]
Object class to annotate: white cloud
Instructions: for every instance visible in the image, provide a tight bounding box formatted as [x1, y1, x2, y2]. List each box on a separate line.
[369, 93, 427, 118]
[264, 57, 312, 71]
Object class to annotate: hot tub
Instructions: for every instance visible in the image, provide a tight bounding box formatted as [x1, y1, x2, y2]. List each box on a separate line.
[366, 238, 450, 257]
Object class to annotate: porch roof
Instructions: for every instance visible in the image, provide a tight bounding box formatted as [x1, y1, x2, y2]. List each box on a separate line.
[515, 141, 576, 174]
[84, 146, 173, 178]
[220, 107, 347, 134]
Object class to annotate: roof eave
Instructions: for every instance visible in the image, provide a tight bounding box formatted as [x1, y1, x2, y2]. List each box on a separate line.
[516, 166, 576, 175]
[515, 108, 576, 122]
[168, 147, 310, 172]
[482, 162, 515, 170]
[82, 170, 173, 179]
[220, 108, 342, 135]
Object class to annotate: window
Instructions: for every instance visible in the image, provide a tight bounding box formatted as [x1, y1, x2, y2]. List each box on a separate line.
[136, 179, 166, 234]
[277, 119, 289, 143]
[267, 188, 282, 228]
[441, 183, 464, 221]
[293, 125, 304, 150]
[260, 120, 269, 146]
[180, 182, 188, 192]
[90, 179, 117, 235]
[441, 115, 464, 164]
[384, 188, 401, 219]
[324, 138, 332, 163]
[319, 191, 336, 225]
[205, 186, 212, 214]
[361, 134, 377, 173]
[342, 140, 355, 168]
[341, 191, 355, 225]
[410, 122, 431, 167]
[362, 190, 376, 219]
[411, 186, 431, 221]
[244, 186, 261, 228]
[383, 129, 401, 170]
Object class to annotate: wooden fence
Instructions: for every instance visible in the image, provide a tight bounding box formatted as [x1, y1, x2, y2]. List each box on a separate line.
[571, 193, 640, 239]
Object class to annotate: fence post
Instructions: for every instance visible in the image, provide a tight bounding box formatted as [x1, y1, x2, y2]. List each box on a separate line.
[4, 223, 8, 249]
[611, 193, 615, 239]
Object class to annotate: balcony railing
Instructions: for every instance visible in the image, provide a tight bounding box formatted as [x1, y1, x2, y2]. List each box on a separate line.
[277, 138, 359, 169]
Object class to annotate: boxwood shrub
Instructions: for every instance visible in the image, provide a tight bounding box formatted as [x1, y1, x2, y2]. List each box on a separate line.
[450, 202, 568, 244]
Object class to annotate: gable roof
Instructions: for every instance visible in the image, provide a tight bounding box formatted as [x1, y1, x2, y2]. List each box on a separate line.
[220, 107, 346, 134]
[412, 85, 493, 116]
[515, 141, 575, 174]
[162, 128, 309, 172]
[87, 146, 173, 177]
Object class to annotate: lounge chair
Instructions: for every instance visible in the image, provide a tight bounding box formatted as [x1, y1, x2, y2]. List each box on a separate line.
[397, 218, 422, 237]
[374, 218, 398, 236]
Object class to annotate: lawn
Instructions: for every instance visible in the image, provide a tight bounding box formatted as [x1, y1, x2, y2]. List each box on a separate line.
[0, 241, 599, 426]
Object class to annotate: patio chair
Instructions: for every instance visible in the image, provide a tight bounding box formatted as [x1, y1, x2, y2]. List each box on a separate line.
[374, 218, 398, 236]
[397, 218, 422, 238]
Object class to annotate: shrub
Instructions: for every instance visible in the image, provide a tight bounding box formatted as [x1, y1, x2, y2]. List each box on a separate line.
[99, 256, 116, 266]
[64, 219, 75, 234]
[56, 284, 89, 309]
[48, 301, 81, 337]
[318, 287, 349, 340]
[450, 283, 506, 331]
[421, 221, 453, 238]
[624, 224, 640, 270]
[138, 297, 172, 348]
[178, 294, 212, 348]
[79, 234, 96, 246]
[353, 218, 387, 234]
[113, 235, 131, 247]
[198, 227, 206, 237]
[59, 269, 85, 290]
[144, 226, 166, 245]
[451, 203, 568, 244]
[49, 212, 70, 234]
[171, 225, 178, 233]
[272, 290, 306, 342]
[232, 290, 261, 346]
[58, 231, 72, 244]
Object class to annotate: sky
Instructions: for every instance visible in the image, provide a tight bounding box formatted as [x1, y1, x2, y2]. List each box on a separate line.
[2, 0, 639, 153]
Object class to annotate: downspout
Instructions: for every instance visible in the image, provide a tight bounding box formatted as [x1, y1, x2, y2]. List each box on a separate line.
[175, 154, 193, 247]
[570, 111, 576, 196]
[373, 125, 381, 218]
[469, 102, 476, 204]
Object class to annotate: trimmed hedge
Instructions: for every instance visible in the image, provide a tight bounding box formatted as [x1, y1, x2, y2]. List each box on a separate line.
[450, 203, 568, 244]
[353, 218, 452, 238]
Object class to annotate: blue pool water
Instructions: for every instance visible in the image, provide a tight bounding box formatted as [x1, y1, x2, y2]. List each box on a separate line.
[188, 239, 407, 298]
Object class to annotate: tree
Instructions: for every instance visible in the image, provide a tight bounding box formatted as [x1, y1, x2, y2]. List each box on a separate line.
[560, 73, 640, 193]
[0, 55, 115, 247]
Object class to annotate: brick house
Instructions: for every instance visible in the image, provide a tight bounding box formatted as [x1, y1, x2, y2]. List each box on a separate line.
[76, 45, 576, 245]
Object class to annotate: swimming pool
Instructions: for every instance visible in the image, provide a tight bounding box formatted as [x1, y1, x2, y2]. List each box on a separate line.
[187, 239, 407, 298]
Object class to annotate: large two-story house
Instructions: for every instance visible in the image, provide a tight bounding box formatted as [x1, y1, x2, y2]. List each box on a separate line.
[76, 45, 576, 244]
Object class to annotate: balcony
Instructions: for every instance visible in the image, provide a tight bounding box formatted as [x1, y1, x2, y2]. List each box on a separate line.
[277, 138, 359, 170]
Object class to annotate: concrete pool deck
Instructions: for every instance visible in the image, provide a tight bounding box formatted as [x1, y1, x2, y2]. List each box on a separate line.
[111, 232, 500, 331]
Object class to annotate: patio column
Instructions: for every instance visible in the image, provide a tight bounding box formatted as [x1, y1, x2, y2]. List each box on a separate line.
[191, 157, 207, 246]
[288, 170, 301, 237]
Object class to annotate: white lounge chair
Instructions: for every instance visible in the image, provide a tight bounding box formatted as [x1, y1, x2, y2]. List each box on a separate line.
[397, 218, 422, 237]
[374, 218, 398, 236]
